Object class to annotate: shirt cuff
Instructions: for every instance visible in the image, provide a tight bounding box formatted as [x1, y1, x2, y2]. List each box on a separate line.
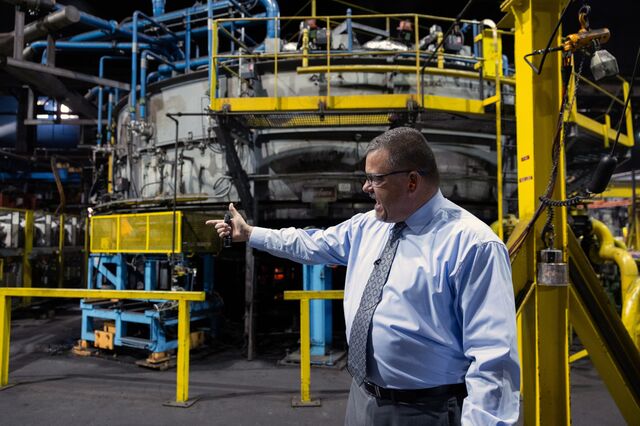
[248, 226, 269, 249]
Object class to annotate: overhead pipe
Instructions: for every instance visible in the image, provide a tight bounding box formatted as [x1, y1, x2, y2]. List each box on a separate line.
[67, 2, 235, 43]
[131, 10, 183, 122]
[25, 41, 152, 60]
[259, 0, 279, 39]
[0, 5, 81, 55]
[65, 0, 272, 44]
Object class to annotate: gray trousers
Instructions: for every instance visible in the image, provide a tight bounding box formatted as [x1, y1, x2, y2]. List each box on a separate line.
[344, 379, 464, 426]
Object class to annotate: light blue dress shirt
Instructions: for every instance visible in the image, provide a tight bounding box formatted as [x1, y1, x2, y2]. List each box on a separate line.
[249, 190, 520, 425]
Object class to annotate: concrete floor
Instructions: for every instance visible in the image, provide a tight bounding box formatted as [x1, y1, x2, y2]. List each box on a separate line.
[0, 306, 627, 426]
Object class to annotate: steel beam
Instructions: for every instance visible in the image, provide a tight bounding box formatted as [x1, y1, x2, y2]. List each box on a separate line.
[506, 0, 570, 423]
[568, 229, 640, 423]
[1, 57, 130, 91]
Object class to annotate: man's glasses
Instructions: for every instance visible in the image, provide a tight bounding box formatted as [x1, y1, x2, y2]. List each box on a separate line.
[364, 170, 425, 186]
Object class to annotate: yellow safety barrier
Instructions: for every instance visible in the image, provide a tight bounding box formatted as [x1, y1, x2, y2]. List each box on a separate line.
[0, 287, 205, 407]
[284, 289, 344, 406]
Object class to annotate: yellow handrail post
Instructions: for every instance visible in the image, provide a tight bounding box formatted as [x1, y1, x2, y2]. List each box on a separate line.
[0, 294, 10, 387]
[326, 16, 331, 102]
[414, 14, 420, 104]
[494, 32, 504, 242]
[302, 28, 309, 68]
[622, 79, 635, 145]
[22, 210, 33, 306]
[58, 214, 65, 288]
[285, 289, 344, 407]
[437, 32, 444, 69]
[300, 296, 311, 403]
[274, 16, 279, 105]
[171, 299, 194, 406]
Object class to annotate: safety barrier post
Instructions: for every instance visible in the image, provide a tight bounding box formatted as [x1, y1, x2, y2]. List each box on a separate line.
[284, 290, 344, 407]
[172, 299, 193, 406]
[0, 294, 10, 387]
[0, 288, 203, 405]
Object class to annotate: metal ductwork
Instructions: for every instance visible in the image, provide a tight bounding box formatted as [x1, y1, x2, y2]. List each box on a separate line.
[0, 6, 81, 56]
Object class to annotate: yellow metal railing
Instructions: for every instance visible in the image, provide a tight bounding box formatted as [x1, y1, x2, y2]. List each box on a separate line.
[283, 289, 344, 406]
[209, 14, 514, 115]
[567, 73, 635, 148]
[0, 287, 205, 407]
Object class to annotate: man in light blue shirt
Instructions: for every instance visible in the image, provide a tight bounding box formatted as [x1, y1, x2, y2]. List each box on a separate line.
[208, 127, 520, 425]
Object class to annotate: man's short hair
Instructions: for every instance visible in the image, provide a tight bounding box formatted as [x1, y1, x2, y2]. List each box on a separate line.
[366, 127, 440, 185]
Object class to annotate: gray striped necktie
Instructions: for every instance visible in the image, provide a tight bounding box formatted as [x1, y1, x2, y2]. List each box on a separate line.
[347, 221, 407, 385]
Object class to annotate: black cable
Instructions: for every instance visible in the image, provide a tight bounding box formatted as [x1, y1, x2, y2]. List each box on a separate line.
[531, 0, 575, 75]
[609, 44, 640, 154]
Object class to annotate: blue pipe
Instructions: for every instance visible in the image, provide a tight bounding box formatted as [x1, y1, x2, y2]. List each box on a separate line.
[185, 9, 192, 73]
[139, 51, 176, 119]
[68, 3, 234, 43]
[208, 0, 213, 89]
[131, 12, 140, 121]
[347, 9, 352, 52]
[66, 1, 277, 44]
[29, 41, 152, 53]
[131, 10, 183, 121]
[0, 171, 81, 183]
[158, 56, 209, 75]
[73, 12, 165, 45]
[98, 56, 129, 146]
[260, 0, 279, 39]
[152, 0, 166, 16]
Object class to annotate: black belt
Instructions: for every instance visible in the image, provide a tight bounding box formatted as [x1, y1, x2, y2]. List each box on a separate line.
[363, 380, 467, 404]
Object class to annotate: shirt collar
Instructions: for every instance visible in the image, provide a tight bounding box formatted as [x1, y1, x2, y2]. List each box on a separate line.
[404, 189, 446, 233]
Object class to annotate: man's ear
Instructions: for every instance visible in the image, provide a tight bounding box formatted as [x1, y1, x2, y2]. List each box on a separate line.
[407, 172, 419, 192]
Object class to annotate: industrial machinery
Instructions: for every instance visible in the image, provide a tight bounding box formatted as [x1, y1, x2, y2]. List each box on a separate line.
[1, 0, 639, 422]
[79, 210, 222, 359]
[0, 208, 85, 306]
